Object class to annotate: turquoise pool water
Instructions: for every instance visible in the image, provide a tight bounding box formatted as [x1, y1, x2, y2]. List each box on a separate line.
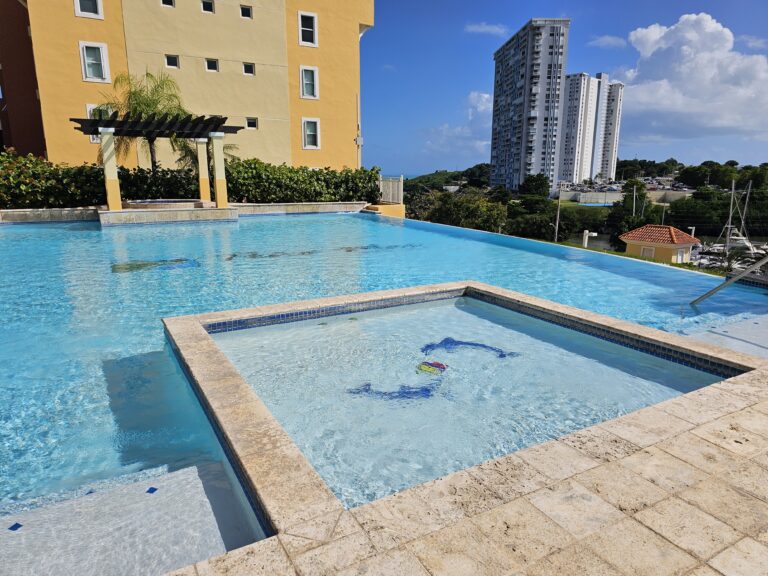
[1, 213, 767, 511]
[214, 297, 720, 507]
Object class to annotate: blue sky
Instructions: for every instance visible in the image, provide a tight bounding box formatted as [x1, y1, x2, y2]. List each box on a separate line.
[360, 0, 768, 176]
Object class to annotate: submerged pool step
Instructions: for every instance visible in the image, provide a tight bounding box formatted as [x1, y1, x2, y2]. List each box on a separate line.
[0, 463, 261, 576]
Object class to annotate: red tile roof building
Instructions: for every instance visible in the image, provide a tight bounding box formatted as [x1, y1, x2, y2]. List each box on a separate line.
[619, 225, 700, 246]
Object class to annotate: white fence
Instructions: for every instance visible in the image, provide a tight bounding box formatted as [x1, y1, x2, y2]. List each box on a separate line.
[379, 176, 404, 204]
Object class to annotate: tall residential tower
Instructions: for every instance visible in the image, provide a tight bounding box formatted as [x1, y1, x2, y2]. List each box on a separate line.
[559, 72, 624, 183]
[490, 18, 570, 191]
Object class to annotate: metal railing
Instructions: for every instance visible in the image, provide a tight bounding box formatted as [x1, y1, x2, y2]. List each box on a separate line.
[379, 176, 404, 204]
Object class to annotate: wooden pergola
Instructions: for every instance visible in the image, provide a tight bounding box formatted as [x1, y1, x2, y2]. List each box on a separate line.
[71, 113, 242, 212]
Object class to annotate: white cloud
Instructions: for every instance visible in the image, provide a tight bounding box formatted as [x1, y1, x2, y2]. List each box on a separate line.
[622, 13, 768, 144]
[464, 22, 509, 38]
[738, 35, 768, 50]
[588, 35, 627, 49]
[425, 91, 493, 157]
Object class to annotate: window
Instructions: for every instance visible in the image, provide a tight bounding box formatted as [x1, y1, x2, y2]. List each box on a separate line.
[300, 66, 318, 99]
[165, 54, 180, 69]
[201, 0, 214, 13]
[79, 42, 110, 83]
[243, 62, 255, 75]
[75, 0, 103, 19]
[640, 246, 655, 259]
[302, 118, 320, 149]
[246, 117, 259, 130]
[205, 58, 219, 72]
[298, 12, 318, 46]
[161, 0, 174, 6]
[240, 5, 252, 18]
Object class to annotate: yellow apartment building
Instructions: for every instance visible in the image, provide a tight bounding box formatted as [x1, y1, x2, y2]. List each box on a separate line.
[0, 0, 374, 170]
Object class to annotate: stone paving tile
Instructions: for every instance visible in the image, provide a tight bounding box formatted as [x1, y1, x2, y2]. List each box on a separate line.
[658, 432, 744, 474]
[195, 537, 296, 576]
[410, 470, 506, 520]
[516, 440, 599, 481]
[559, 425, 642, 463]
[406, 517, 523, 575]
[584, 518, 698, 576]
[214, 401, 293, 457]
[279, 511, 361, 557]
[753, 451, 768, 470]
[575, 461, 668, 514]
[719, 460, 768, 503]
[335, 549, 429, 576]
[691, 418, 768, 457]
[708, 537, 768, 576]
[292, 532, 376, 576]
[679, 478, 768, 536]
[686, 566, 724, 576]
[527, 479, 625, 539]
[620, 447, 710, 493]
[722, 408, 768, 438]
[526, 545, 623, 576]
[713, 371, 768, 402]
[753, 400, 768, 415]
[350, 490, 448, 552]
[471, 497, 573, 568]
[655, 387, 753, 426]
[599, 407, 694, 448]
[465, 454, 549, 502]
[635, 497, 742, 560]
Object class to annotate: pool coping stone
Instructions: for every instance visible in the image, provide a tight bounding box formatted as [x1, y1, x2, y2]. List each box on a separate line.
[162, 281, 768, 575]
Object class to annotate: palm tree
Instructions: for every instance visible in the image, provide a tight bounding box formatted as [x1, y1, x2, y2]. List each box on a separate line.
[98, 71, 188, 171]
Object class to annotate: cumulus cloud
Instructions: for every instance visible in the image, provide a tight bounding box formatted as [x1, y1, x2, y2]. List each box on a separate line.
[425, 91, 493, 157]
[464, 22, 509, 37]
[622, 13, 768, 144]
[588, 35, 627, 49]
[738, 35, 767, 50]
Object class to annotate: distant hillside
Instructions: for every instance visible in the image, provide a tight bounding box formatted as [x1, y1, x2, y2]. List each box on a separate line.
[404, 163, 490, 192]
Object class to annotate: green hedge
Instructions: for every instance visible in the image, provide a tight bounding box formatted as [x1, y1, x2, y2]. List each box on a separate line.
[0, 150, 380, 209]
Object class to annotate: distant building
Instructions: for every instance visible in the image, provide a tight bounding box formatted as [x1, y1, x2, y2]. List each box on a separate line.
[559, 72, 623, 184]
[490, 18, 570, 191]
[0, 0, 373, 170]
[619, 225, 700, 264]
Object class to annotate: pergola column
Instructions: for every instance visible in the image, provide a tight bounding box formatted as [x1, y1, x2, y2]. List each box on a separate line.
[99, 127, 122, 212]
[210, 132, 228, 208]
[195, 138, 211, 202]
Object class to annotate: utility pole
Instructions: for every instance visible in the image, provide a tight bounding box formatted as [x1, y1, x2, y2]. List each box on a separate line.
[632, 185, 637, 217]
[661, 205, 666, 225]
[725, 180, 735, 255]
[553, 193, 562, 242]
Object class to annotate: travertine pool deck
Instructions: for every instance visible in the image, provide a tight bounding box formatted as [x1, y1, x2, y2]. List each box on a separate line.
[163, 282, 768, 576]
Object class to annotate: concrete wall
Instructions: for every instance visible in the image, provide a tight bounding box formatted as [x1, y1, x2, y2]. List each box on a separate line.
[0, 0, 46, 157]
[625, 242, 692, 263]
[0, 207, 100, 223]
[122, 0, 291, 169]
[26, 0, 136, 166]
[237, 201, 366, 215]
[286, 0, 373, 169]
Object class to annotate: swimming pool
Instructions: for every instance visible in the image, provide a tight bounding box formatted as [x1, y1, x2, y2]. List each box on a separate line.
[1, 212, 767, 511]
[213, 296, 721, 508]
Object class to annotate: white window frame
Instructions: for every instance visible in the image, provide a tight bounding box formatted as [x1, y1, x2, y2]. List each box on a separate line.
[298, 11, 318, 47]
[240, 4, 252, 19]
[299, 65, 319, 99]
[245, 117, 259, 130]
[79, 41, 110, 83]
[640, 246, 655, 259]
[165, 54, 180, 69]
[74, 0, 104, 20]
[302, 117, 321, 150]
[205, 58, 219, 72]
[201, 0, 215, 14]
[243, 62, 255, 76]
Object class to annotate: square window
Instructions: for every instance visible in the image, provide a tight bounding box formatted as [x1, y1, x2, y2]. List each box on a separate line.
[206, 58, 219, 72]
[201, 0, 214, 13]
[246, 117, 258, 130]
[161, 0, 174, 5]
[300, 66, 318, 99]
[299, 12, 317, 46]
[240, 5, 252, 18]
[302, 118, 320, 149]
[75, 0, 103, 18]
[165, 54, 179, 68]
[80, 43, 110, 82]
[243, 62, 255, 75]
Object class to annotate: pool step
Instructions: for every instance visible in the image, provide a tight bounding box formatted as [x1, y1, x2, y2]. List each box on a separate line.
[688, 313, 768, 359]
[0, 463, 262, 576]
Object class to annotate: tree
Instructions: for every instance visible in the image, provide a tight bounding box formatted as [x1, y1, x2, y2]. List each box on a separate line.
[461, 163, 491, 187]
[605, 188, 663, 249]
[98, 72, 189, 171]
[518, 173, 550, 197]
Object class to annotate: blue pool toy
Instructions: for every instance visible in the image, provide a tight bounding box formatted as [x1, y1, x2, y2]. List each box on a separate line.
[417, 361, 447, 374]
[421, 337, 518, 359]
[347, 379, 442, 400]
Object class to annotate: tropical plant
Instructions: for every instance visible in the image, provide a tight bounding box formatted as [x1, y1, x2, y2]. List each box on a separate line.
[97, 72, 189, 171]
